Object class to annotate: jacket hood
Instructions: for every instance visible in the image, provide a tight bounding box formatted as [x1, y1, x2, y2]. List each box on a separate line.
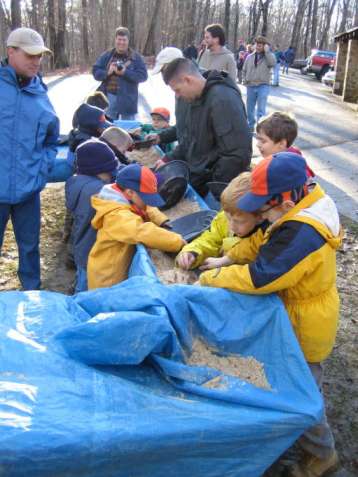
[279, 184, 341, 250]
[201, 69, 239, 97]
[91, 184, 131, 230]
[0, 61, 48, 95]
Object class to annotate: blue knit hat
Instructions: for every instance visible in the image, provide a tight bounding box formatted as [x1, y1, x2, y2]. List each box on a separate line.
[72, 103, 111, 133]
[76, 139, 118, 176]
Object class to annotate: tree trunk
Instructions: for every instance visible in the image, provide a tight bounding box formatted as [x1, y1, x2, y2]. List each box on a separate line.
[290, 0, 307, 50]
[224, 0, 230, 39]
[260, 0, 272, 37]
[303, 0, 312, 56]
[54, 0, 69, 68]
[143, 0, 162, 55]
[338, 0, 350, 33]
[11, 0, 21, 28]
[310, 0, 318, 48]
[81, 0, 89, 64]
[249, 0, 261, 41]
[319, 0, 338, 49]
[233, 0, 239, 48]
[202, 0, 211, 30]
[47, 0, 56, 68]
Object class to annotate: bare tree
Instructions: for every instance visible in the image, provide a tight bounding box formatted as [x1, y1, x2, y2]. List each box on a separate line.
[260, 0, 272, 36]
[303, 0, 312, 56]
[81, 0, 89, 64]
[338, 0, 350, 33]
[310, 0, 318, 48]
[202, 0, 211, 30]
[224, 0, 230, 38]
[290, 0, 307, 49]
[319, 0, 338, 49]
[143, 0, 161, 55]
[249, 0, 261, 41]
[11, 0, 21, 28]
[233, 0, 239, 48]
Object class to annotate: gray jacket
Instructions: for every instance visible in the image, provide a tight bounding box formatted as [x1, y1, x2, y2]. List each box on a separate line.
[242, 51, 276, 86]
[198, 47, 237, 82]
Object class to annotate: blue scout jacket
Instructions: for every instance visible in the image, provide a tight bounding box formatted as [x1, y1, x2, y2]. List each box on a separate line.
[65, 174, 106, 269]
[0, 62, 59, 204]
[92, 48, 148, 115]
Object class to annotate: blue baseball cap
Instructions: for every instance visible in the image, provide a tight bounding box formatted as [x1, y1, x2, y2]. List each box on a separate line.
[238, 152, 308, 212]
[115, 164, 165, 207]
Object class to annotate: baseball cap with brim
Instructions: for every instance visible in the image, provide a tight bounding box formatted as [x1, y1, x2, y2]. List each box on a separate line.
[152, 47, 183, 74]
[238, 152, 308, 213]
[7, 27, 52, 55]
[116, 163, 165, 207]
[150, 107, 170, 121]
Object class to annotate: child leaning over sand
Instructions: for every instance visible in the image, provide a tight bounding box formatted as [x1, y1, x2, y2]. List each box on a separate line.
[87, 164, 185, 289]
[200, 152, 341, 477]
[176, 172, 268, 271]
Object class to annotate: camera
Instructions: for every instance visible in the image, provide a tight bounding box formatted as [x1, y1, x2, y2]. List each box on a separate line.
[116, 60, 125, 71]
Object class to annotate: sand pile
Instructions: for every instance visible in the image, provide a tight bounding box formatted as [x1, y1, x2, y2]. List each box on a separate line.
[127, 147, 161, 168]
[187, 339, 271, 390]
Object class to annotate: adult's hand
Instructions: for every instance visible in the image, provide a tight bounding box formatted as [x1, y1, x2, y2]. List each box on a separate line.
[107, 63, 117, 76]
[264, 44, 270, 53]
[116, 65, 126, 76]
[145, 133, 160, 145]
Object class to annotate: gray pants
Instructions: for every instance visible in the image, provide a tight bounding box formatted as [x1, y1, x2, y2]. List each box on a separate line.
[298, 363, 335, 459]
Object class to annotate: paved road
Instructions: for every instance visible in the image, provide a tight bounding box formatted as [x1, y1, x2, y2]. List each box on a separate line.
[244, 69, 358, 221]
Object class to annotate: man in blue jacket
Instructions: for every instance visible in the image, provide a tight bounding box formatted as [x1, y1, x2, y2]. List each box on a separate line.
[0, 28, 59, 290]
[92, 27, 148, 120]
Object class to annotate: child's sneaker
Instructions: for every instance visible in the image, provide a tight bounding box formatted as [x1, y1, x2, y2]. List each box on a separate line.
[288, 449, 339, 477]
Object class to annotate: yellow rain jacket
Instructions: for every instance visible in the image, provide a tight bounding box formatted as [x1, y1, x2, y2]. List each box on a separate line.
[177, 211, 238, 268]
[200, 184, 342, 362]
[88, 184, 184, 289]
[178, 210, 269, 269]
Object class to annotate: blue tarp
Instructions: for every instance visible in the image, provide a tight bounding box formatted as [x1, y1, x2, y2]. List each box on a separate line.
[0, 268, 322, 476]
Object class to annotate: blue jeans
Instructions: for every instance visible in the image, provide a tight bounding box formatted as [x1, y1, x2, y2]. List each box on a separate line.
[75, 267, 88, 293]
[0, 193, 41, 290]
[272, 62, 280, 85]
[282, 61, 290, 74]
[246, 84, 270, 131]
[107, 93, 135, 121]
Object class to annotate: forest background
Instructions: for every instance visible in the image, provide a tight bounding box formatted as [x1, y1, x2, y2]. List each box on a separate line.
[0, 0, 357, 71]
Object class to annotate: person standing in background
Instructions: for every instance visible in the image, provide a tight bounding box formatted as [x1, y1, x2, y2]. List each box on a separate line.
[93, 26, 147, 121]
[272, 44, 283, 86]
[242, 36, 276, 133]
[198, 23, 237, 82]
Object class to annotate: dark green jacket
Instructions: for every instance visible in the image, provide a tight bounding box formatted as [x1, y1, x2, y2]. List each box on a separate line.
[162, 70, 252, 196]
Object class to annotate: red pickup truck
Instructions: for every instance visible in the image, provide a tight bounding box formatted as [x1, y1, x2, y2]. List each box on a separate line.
[302, 49, 336, 80]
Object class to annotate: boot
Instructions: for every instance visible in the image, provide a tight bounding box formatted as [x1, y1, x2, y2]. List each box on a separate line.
[287, 450, 339, 477]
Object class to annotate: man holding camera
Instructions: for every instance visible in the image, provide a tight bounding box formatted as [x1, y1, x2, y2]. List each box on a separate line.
[93, 26, 147, 120]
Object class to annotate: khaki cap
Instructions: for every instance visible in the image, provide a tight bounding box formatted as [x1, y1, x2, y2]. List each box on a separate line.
[7, 28, 52, 55]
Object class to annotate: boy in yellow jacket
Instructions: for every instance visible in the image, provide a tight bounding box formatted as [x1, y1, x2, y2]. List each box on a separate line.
[200, 152, 341, 477]
[87, 164, 185, 289]
[176, 172, 269, 270]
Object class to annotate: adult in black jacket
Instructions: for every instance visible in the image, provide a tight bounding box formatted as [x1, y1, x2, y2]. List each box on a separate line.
[162, 58, 252, 196]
